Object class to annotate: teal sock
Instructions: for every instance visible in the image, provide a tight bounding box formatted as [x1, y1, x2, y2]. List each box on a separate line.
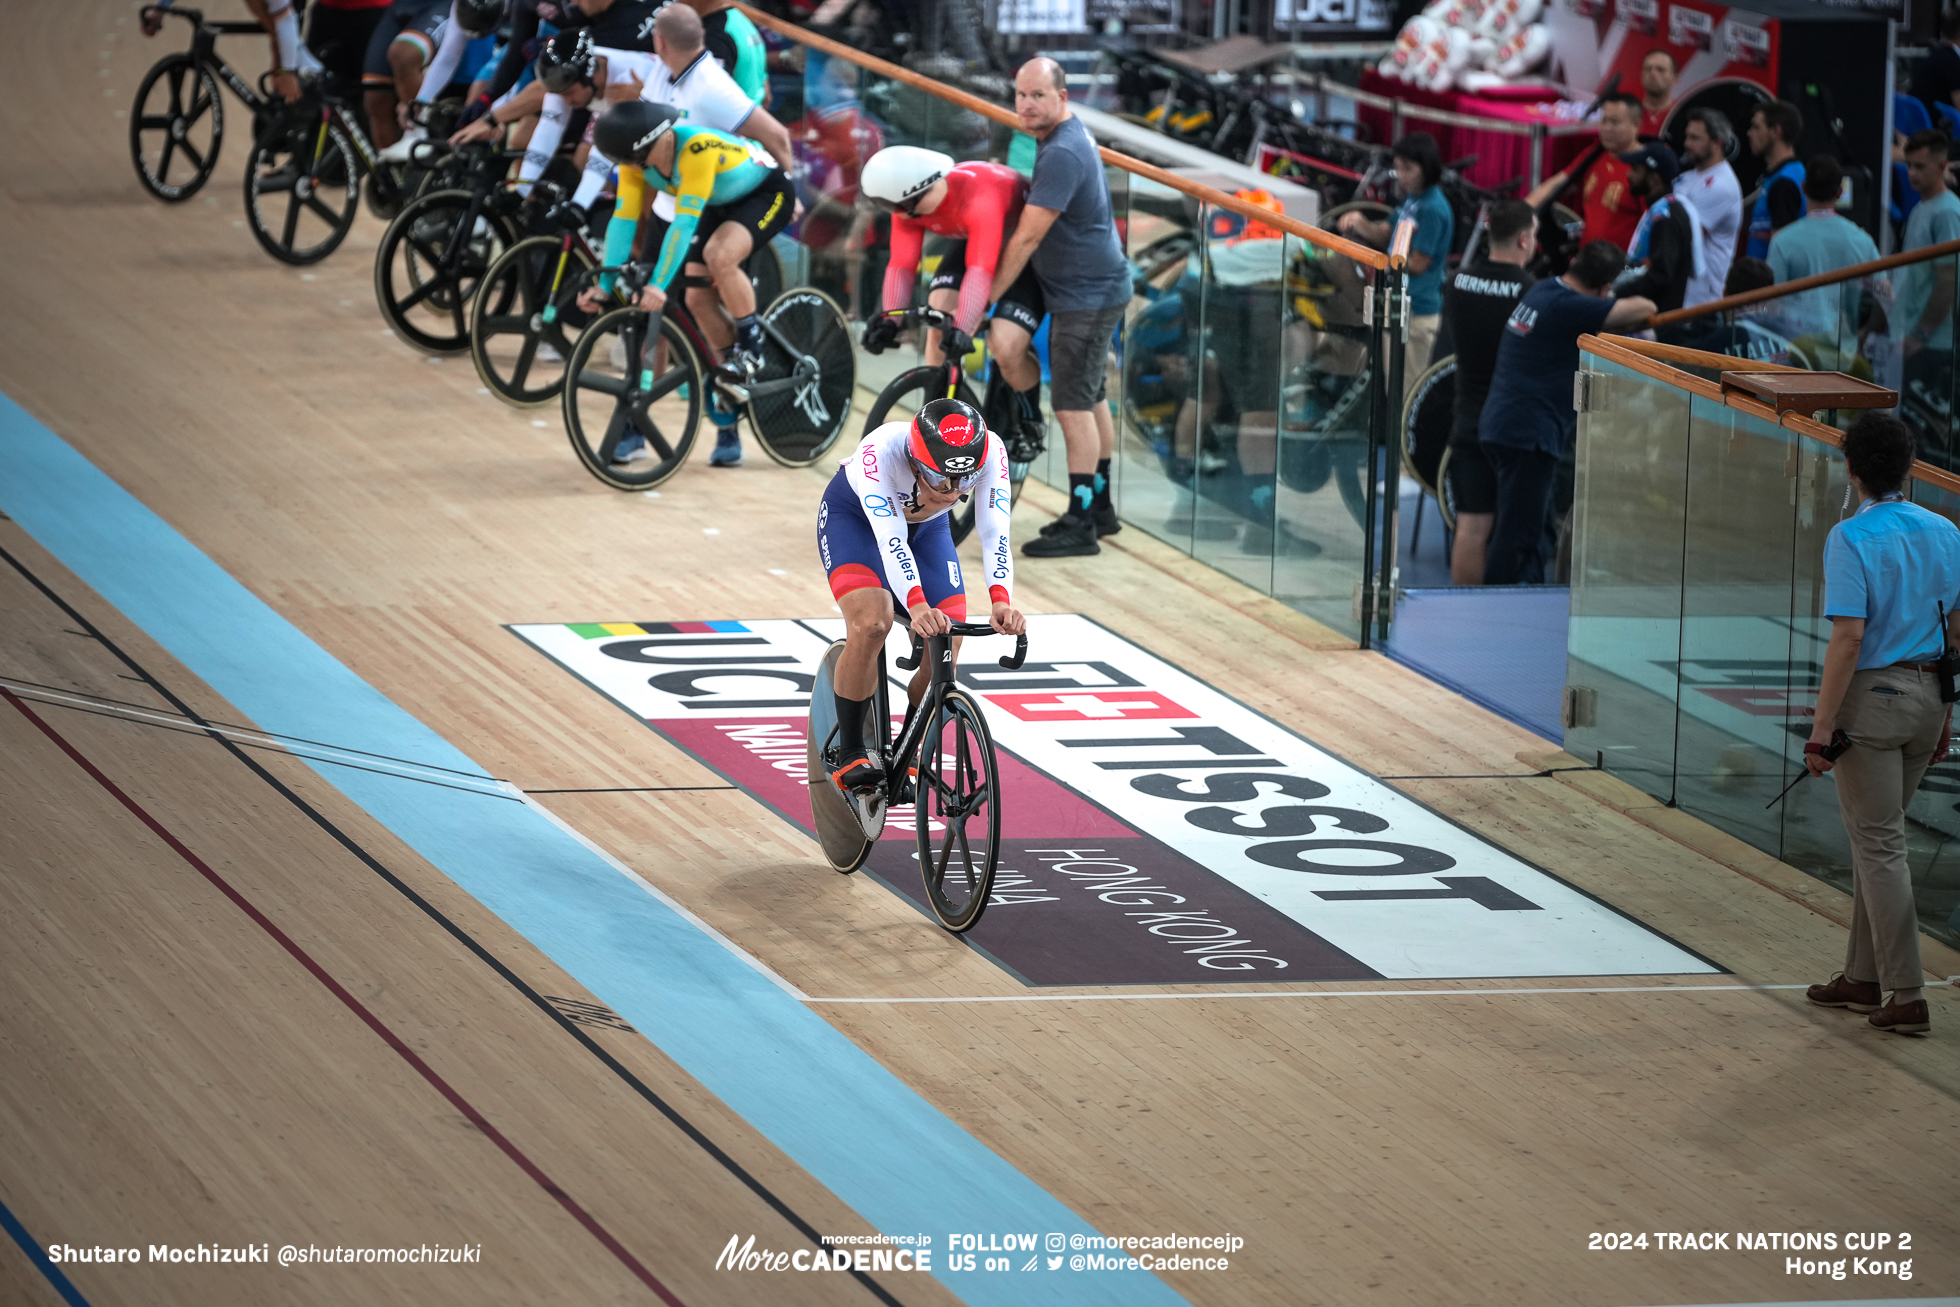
[1093, 458, 1111, 507]
[1069, 473, 1095, 515]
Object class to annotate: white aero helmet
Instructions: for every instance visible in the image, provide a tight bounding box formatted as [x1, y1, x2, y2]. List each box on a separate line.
[861, 146, 955, 215]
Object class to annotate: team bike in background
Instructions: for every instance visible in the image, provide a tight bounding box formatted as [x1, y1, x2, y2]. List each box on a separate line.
[560, 262, 855, 489]
[131, 3, 280, 201]
[858, 306, 1046, 546]
[808, 613, 1028, 933]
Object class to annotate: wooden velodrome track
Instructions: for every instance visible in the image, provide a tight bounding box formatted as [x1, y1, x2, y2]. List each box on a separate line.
[2, 6, 1958, 1306]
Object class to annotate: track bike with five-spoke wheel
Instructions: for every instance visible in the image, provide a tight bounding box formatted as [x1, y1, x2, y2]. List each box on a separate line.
[859, 307, 1046, 546]
[373, 141, 530, 353]
[131, 3, 280, 201]
[808, 615, 1027, 933]
[470, 214, 786, 410]
[559, 262, 855, 490]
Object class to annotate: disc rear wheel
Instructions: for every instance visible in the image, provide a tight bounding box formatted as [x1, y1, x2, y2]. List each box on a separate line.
[744, 287, 855, 467]
[914, 689, 1001, 933]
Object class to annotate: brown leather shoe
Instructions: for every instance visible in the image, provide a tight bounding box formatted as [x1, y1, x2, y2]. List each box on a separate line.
[1868, 996, 1931, 1035]
[1806, 973, 1882, 1012]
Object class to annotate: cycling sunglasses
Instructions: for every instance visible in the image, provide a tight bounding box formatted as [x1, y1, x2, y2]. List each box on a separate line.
[869, 191, 930, 218]
[910, 457, 983, 494]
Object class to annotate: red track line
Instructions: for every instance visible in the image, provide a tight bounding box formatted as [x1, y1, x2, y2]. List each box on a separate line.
[3, 688, 684, 1306]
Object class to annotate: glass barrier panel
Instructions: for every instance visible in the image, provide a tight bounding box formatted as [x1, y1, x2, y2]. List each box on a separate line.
[1669, 396, 1801, 852]
[1112, 175, 1204, 555]
[1899, 478, 1960, 950]
[1270, 232, 1375, 643]
[1564, 353, 1692, 799]
[1189, 201, 1287, 595]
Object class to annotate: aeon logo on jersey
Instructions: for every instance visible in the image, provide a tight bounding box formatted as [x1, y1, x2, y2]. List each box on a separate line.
[859, 447, 880, 482]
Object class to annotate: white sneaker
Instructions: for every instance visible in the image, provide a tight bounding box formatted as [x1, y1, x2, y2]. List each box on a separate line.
[378, 125, 426, 164]
[537, 341, 563, 364]
[608, 337, 628, 372]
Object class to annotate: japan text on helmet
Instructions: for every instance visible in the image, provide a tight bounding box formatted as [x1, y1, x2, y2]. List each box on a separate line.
[860, 146, 955, 215]
[454, 0, 508, 38]
[907, 398, 989, 491]
[593, 100, 683, 167]
[536, 29, 595, 94]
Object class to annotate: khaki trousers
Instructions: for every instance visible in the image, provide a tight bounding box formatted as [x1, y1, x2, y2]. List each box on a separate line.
[1831, 665, 1942, 990]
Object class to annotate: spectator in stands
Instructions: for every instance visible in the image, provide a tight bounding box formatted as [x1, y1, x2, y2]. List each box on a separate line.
[1619, 143, 1696, 319]
[1802, 410, 1956, 1038]
[1767, 156, 1878, 342]
[994, 56, 1134, 559]
[1442, 198, 1536, 586]
[1680, 257, 1804, 362]
[1477, 241, 1655, 585]
[1893, 131, 1960, 366]
[1338, 132, 1453, 399]
[1675, 108, 1743, 310]
[1638, 48, 1677, 138]
[1909, 8, 1960, 121]
[1744, 100, 1806, 259]
[1526, 92, 1647, 251]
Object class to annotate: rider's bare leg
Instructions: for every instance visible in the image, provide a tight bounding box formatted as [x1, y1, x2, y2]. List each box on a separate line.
[683, 260, 733, 352]
[921, 286, 959, 366]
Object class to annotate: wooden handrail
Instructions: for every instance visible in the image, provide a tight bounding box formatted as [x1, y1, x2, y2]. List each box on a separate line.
[738, 4, 1391, 270]
[1647, 234, 1960, 328]
[1579, 333, 1960, 498]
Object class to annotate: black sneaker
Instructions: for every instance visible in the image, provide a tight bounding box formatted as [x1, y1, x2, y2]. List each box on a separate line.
[1039, 502, 1120, 537]
[1023, 511, 1099, 557]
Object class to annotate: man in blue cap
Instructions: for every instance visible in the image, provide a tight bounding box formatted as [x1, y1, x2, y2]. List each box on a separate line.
[1618, 142, 1699, 323]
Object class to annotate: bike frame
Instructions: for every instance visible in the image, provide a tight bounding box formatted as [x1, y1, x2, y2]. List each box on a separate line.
[871, 619, 1027, 811]
[145, 7, 270, 115]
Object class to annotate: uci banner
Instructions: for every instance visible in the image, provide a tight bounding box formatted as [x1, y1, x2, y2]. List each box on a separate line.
[510, 614, 1717, 985]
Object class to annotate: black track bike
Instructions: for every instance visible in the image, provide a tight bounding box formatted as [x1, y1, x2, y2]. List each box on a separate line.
[131, 3, 278, 201]
[373, 142, 527, 353]
[560, 263, 855, 489]
[808, 616, 1027, 933]
[859, 307, 1045, 546]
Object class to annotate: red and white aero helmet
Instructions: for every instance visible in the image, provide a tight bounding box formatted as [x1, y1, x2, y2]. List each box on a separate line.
[907, 398, 988, 491]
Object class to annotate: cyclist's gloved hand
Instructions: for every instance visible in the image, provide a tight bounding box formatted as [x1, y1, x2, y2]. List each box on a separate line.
[860, 314, 901, 355]
[943, 328, 974, 361]
[544, 199, 589, 238]
[456, 93, 494, 128]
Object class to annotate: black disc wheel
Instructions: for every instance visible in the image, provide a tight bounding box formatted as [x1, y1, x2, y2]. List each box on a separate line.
[471, 235, 597, 407]
[374, 189, 516, 354]
[243, 114, 360, 265]
[562, 306, 703, 490]
[747, 239, 784, 314]
[744, 287, 855, 467]
[131, 54, 224, 201]
[914, 689, 1001, 934]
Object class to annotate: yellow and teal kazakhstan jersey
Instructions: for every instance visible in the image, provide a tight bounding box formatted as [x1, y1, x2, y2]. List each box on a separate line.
[601, 124, 779, 293]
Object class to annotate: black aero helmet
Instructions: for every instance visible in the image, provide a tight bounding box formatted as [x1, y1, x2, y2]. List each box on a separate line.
[536, 29, 595, 93]
[907, 398, 989, 491]
[594, 100, 683, 166]
[454, 0, 507, 38]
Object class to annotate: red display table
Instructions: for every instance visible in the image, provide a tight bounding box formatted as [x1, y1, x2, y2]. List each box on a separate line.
[1354, 69, 1595, 193]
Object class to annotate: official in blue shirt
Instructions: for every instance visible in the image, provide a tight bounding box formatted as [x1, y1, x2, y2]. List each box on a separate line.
[1805, 412, 1960, 1035]
[1475, 240, 1654, 584]
[1337, 132, 1454, 400]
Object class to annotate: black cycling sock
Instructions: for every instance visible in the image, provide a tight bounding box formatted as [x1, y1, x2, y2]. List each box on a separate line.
[733, 313, 763, 354]
[834, 691, 870, 757]
[1093, 457, 1112, 507]
[1069, 472, 1096, 517]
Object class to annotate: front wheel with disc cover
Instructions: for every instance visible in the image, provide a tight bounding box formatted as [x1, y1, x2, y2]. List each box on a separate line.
[743, 287, 855, 468]
[471, 235, 597, 407]
[561, 305, 703, 490]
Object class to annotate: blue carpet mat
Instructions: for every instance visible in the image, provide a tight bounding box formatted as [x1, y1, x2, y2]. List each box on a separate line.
[1383, 587, 1570, 743]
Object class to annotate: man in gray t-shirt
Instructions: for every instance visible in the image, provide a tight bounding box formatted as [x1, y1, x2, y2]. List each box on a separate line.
[992, 57, 1132, 558]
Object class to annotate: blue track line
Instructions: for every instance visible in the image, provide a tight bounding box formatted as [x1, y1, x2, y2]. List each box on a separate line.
[0, 1193, 92, 1307]
[0, 393, 1188, 1307]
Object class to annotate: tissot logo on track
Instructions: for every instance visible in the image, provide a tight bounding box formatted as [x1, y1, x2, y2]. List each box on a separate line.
[508, 616, 1715, 982]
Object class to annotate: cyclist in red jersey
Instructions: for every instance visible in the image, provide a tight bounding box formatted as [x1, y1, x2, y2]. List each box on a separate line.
[859, 147, 1047, 433]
